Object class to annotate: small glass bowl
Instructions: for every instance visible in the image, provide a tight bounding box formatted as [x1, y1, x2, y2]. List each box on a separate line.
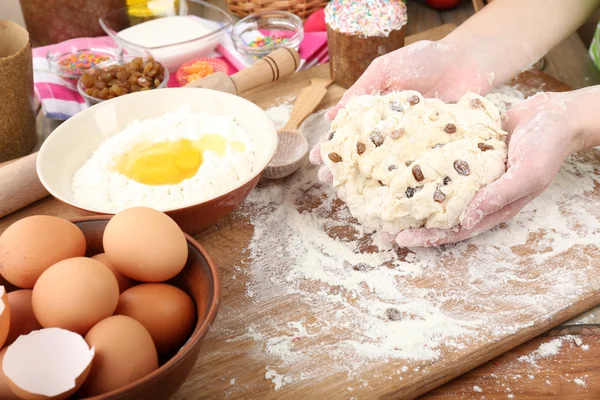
[99, 0, 233, 73]
[77, 57, 170, 107]
[231, 11, 304, 64]
[47, 37, 123, 89]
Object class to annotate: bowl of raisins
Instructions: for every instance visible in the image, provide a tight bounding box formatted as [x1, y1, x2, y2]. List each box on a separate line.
[77, 56, 169, 107]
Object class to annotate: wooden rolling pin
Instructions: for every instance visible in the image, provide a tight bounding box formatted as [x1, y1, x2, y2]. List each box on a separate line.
[0, 48, 301, 219]
[184, 47, 300, 94]
[0, 152, 47, 218]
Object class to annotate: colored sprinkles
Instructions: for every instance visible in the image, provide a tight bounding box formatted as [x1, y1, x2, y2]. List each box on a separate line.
[249, 35, 289, 48]
[324, 0, 408, 36]
[58, 52, 110, 75]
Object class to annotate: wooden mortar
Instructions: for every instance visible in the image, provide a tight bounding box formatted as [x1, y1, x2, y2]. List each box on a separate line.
[0, 21, 37, 163]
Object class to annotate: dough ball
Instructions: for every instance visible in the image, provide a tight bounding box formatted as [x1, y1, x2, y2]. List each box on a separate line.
[320, 91, 508, 232]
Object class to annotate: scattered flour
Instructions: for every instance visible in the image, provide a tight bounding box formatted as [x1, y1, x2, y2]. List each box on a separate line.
[484, 85, 526, 113]
[473, 385, 483, 392]
[573, 377, 587, 387]
[517, 338, 564, 366]
[218, 91, 600, 394]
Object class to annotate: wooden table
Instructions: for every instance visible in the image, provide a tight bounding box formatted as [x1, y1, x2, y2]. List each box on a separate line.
[16, 0, 600, 398]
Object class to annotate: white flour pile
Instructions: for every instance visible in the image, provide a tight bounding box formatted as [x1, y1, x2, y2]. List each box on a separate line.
[219, 87, 600, 393]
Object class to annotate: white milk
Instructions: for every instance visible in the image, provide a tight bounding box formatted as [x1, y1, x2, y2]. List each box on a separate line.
[116, 16, 222, 71]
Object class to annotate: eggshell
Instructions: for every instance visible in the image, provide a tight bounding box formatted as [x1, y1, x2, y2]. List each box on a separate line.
[79, 315, 158, 397]
[32, 258, 119, 335]
[6, 289, 41, 346]
[3, 328, 94, 400]
[0, 286, 10, 349]
[0, 348, 19, 399]
[116, 283, 195, 355]
[0, 216, 86, 288]
[103, 207, 188, 282]
[91, 253, 135, 293]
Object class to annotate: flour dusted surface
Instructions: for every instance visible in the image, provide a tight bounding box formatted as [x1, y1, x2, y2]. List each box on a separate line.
[71, 108, 254, 211]
[199, 95, 600, 395]
[319, 90, 508, 232]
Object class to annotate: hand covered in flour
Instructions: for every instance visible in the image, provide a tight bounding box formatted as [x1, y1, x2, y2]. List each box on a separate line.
[393, 90, 592, 247]
[309, 39, 495, 184]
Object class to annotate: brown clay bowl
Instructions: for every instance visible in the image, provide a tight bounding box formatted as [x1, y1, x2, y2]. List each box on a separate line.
[68, 215, 220, 399]
[36, 88, 278, 235]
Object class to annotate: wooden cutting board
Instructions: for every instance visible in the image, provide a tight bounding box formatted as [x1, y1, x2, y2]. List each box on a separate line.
[1, 24, 598, 400]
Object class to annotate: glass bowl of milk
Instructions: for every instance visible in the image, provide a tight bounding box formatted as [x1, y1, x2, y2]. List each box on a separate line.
[99, 0, 233, 73]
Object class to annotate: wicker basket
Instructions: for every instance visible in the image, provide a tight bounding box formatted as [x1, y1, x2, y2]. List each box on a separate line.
[227, 0, 328, 20]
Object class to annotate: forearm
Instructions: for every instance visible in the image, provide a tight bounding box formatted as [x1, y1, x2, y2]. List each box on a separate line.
[570, 85, 600, 151]
[443, 0, 600, 88]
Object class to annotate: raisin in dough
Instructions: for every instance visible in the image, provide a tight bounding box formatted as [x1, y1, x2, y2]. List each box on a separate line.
[319, 91, 508, 233]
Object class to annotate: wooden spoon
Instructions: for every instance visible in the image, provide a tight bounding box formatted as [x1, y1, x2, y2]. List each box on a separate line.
[263, 78, 332, 180]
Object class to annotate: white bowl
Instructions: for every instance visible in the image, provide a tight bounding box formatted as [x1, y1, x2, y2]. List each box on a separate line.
[37, 88, 277, 234]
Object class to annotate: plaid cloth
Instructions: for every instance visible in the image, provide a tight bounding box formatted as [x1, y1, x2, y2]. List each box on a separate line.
[32, 33, 328, 121]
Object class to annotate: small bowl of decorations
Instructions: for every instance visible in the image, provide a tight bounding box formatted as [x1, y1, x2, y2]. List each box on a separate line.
[47, 37, 123, 89]
[77, 56, 169, 107]
[175, 57, 229, 86]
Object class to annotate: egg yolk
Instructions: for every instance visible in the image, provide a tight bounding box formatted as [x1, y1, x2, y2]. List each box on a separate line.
[113, 135, 246, 185]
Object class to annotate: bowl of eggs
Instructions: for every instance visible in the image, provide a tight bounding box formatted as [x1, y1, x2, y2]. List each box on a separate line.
[0, 207, 220, 399]
[36, 87, 278, 235]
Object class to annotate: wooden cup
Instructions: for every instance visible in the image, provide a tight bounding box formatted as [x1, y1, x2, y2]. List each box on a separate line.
[0, 21, 37, 162]
[0, 21, 37, 163]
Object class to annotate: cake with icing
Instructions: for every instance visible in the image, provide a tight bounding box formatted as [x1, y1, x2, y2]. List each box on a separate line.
[325, 0, 408, 88]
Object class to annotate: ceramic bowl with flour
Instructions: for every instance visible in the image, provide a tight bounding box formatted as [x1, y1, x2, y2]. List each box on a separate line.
[36, 88, 278, 235]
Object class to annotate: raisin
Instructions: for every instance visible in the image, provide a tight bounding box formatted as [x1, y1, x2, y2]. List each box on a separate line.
[412, 165, 425, 181]
[433, 185, 446, 203]
[470, 98, 484, 109]
[443, 176, 452, 185]
[454, 160, 470, 176]
[478, 142, 494, 151]
[407, 95, 420, 105]
[385, 308, 402, 321]
[370, 130, 384, 147]
[328, 152, 342, 163]
[389, 128, 405, 140]
[390, 101, 403, 112]
[405, 160, 412, 167]
[328, 131, 336, 140]
[388, 165, 397, 171]
[378, 180, 385, 186]
[444, 123, 457, 134]
[353, 263, 370, 271]
[356, 142, 366, 155]
[432, 143, 443, 149]
[405, 187, 422, 198]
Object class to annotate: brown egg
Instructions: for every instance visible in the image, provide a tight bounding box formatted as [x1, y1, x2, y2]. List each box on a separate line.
[116, 283, 195, 355]
[0, 348, 19, 400]
[80, 315, 158, 396]
[0, 216, 86, 288]
[91, 253, 135, 293]
[0, 286, 10, 349]
[6, 289, 42, 346]
[32, 258, 119, 335]
[103, 207, 188, 282]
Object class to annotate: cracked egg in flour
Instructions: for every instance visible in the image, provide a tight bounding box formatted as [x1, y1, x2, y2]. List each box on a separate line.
[71, 107, 255, 212]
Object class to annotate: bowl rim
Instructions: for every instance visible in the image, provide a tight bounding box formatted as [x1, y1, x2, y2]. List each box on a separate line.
[69, 215, 221, 400]
[37, 87, 277, 215]
[231, 10, 304, 54]
[46, 43, 124, 80]
[99, 0, 233, 51]
[76, 57, 171, 105]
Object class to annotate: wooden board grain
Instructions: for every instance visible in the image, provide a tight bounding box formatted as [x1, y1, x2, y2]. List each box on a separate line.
[161, 64, 600, 400]
[1, 25, 599, 400]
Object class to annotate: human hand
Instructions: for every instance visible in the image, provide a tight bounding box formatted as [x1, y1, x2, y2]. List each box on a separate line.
[394, 90, 586, 247]
[309, 39, 496, 183]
